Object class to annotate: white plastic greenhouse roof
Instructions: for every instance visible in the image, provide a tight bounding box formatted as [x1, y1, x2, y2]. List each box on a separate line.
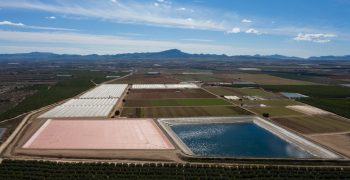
[63, 98, 118, 106]
[79, 84, 128, 99]
[39, 105, 114, 118]
[39, 98, 118, 118]
[131, 83, 199, 89]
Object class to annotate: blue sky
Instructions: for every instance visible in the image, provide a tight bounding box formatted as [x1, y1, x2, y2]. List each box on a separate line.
[0, 0, 349, 57]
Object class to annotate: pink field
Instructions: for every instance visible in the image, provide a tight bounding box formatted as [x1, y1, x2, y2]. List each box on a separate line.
[23, 119, 174, 150]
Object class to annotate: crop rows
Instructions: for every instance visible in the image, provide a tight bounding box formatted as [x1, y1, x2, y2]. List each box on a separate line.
[1, 160, 350, 179]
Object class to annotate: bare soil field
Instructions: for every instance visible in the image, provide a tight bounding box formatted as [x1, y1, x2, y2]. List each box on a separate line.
[310, 133, 350, 157]
[286, 105, 331, 115]
[127, 89, 215, 99]
[271, 115, 350, 134]
[121, 106, 251, 118]
[124, 98, 230, 107]
[110, 74, 180, 84]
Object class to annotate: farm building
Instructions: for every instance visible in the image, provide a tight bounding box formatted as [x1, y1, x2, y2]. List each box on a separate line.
[146, 72, 161, 75]
[233, 81, 257, 85]
[281, 92, 308, 99]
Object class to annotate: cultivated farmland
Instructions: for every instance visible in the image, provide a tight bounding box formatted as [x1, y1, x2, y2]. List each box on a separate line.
[271, 115, 350, 134]
[124, 98, 231, 107]
[205, 86, 278, 98]
[127, 89, 215, 99]
[121, 106, 251, 118]
[204, 87, 245, 96]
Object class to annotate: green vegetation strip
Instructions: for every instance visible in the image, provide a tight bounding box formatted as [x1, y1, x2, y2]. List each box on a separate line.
[0, 71, 120, 121]
[1, 160, 350, 179]
[262, 85, 350, 98]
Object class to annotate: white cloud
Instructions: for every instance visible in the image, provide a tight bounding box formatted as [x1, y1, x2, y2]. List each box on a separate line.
[0, 0, 343, 40]
[0, 20, 75, 31]
[0, 30, 235, 55]
[241, 19, 252, 23]
[0, 0, 228, 31]
[0, 20, 24, 26]
[227, 27, 240, 34]
[294, 33, 336, 43]
[245, 28, 259, 34]
[46, 16, 56, 19]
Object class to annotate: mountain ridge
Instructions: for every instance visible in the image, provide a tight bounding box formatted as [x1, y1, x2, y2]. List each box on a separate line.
[0, 49, 349, 61]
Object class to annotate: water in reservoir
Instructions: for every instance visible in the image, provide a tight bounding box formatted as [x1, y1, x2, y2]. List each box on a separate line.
[170, 122, 313, 158]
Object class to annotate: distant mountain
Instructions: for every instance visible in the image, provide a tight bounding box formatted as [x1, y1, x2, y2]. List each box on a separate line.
[308, 55, 350, 61]
[112, 49, 190, 59]
[255, 54, 303, 60]
[0, 49, 349, 61]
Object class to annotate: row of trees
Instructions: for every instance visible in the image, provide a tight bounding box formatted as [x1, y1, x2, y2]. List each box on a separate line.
[1, 159, 349, 179]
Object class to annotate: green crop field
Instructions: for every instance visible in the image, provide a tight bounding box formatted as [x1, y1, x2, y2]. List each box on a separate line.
[272, 115, 350, 134]
[300, 98, 350, 119]
[204, 87, 244, 96]
[262, 85, 350, 98]
[242, 99, 304, 117]
[234, 88, 277, 97]
[124, 98, 231, 107]
[261, 85, 350, 118]
[121, 106, 251, 118]
[205, 86, 277, 98]
[242, 99, 303, 106]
